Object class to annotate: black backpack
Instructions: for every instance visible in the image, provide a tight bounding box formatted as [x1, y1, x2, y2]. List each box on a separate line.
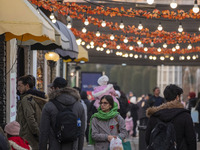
[52, 100, 81, 143]
[147, 118, 177, 150]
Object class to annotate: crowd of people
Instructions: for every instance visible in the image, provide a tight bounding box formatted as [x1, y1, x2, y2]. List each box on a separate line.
[0, 74, 199, 150]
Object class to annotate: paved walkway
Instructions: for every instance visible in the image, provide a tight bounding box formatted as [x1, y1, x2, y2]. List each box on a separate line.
[83, 136, 200, 150]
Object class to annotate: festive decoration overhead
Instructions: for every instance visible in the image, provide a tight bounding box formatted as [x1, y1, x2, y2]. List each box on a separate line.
[30, 0, 200, 20]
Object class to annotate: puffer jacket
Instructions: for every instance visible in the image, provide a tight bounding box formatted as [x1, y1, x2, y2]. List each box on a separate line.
[39, 87, 85, 150]
[91, 114, 127, 150]
[16, 90, 48, 150]
[145, 100, 196, 150]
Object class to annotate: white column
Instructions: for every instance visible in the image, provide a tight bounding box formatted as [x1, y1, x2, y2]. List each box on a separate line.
[30, 50, 37, 78]
[56, 59, 60, 77]
[44, 59, 48, 94]
[6, 39, 17, 123]
[63, 62, 66, 79]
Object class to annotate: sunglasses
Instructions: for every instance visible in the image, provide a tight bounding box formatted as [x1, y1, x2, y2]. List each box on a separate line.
[99, 102, 109, 105]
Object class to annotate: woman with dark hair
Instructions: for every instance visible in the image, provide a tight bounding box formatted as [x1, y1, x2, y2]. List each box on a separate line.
[89, 95, 127, 150]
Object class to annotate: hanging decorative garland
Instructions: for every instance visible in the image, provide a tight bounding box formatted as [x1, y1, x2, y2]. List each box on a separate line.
[71, 28, 200, 55]
[29, 0, 200, 20]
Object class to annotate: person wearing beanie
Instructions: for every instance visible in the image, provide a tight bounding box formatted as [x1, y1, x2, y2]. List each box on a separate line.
[5, 121, 32, 150]
[92, 75, 120, 109]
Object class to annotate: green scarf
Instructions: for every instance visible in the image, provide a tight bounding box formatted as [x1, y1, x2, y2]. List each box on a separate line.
[88, 102, 119, 145]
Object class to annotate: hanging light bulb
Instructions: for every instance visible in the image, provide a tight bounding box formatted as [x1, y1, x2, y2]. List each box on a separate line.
[157, 47, 162, 52]
[138, 22, 143, 30]
[172, 47, 176, 52]
[86, 44, 90, 49]
[137, 38, 142, 45]
[82, 27, 87, 33]
[84, 17, 89, 26]
[90, 41, 94, 46]
[90, 45, 94, 49]
[144, 47, 148, 51]
[76, 38, 82, 45]
[178, 22, 183, 32]
[119, 20, 124, 29]
[110, 33, 114, 40]
[150, 41, 154, 46]
[193, 0, 199, 13]
[198, 26, 200, 31]
[129, 46, 133, 50]
[175, 43, 180, 49]
[124, 36, 128, 43]
[106, 49, 111, 54]
[96, 30, 100, 37]
[101, 19, 106, 27]
[147, 0, 154, 5]
[52, 18, 56, 23]
[67, 15, 71, 22]
[188, 43, 192, 49]
[103, 43, 107, 48]
[163, 42, 167, 48]
[81, 41, 85, 45]
[50, 12, 55, 20]
[170, 56, 174, 61]
[157, 22, 163, 31]
[96, 47, 100, 51]
[116, 45, 121, 49]
[67, 21, 72, 29]
[170, 0, 178, 9]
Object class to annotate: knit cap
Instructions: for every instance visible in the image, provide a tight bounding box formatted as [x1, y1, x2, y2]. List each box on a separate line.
[97, 75, 109, 86]
[5, 121, 20, 136]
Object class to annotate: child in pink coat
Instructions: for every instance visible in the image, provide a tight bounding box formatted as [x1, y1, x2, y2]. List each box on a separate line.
[125, 111, 134, 137]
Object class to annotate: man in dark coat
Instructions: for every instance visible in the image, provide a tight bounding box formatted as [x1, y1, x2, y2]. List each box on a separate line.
[39, 77, 85, 150]
[16, 75, 48, 150]
[147, 87, 165, 107]
[145, 84, 196, 150]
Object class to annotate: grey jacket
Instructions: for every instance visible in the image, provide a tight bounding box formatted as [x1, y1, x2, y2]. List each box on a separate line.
[91, 114, 127, 150]
[39, 87, 85, 150]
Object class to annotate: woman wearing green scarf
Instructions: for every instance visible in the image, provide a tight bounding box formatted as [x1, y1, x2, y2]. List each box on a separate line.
[89, 95, 128, 150]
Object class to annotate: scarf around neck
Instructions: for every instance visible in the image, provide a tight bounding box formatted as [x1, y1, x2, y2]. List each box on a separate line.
[88, 102, 119, 144]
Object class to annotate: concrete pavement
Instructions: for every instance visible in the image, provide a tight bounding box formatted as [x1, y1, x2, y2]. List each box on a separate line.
[83, 136, 200, 150]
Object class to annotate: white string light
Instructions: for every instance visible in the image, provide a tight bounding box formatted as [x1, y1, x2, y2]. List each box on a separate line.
[50, 12, 55, 20]
[116, 45, 121, 49]
[163, 42, 167, 48]
[129, 46, 133, 50]
[52, 18, 56, 23]
[175, 43, 180, 49]
[137, 39, 142, 45]
[157, 47, 162, 52]
[147, 0, 154, 5]
[157, 22, 163, 31]
[84, 17, 89, 26]
[170, 0, 178, 9]
[101, 19, 106, 27]
[124, 36, 128, 43]
[96, 30, 100, 37]
[178, 23, 183, 32]
[103, 43, 107, 48]
[193, 0, 199, 13]
[67, 21, 72, 29]
[144, 47, 148, 51]
[187, 43, 192, 49]
[110, 33, 114, 40]
[82, 27, 87, 33]
[119, 20, 124, 29]
[138, 22, 143, 30]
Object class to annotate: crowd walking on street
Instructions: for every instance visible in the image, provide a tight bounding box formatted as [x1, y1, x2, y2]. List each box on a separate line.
[0, 74, 200, 150]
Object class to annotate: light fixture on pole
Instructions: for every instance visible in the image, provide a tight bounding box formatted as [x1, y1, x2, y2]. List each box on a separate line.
[45, 52, 60, 83]
[193, 0, 199, 13]
[147, 0, 154, 5]
[170, 0, 178, 9]
[178, 22, 183, 32]
[157, 22, 163, 31]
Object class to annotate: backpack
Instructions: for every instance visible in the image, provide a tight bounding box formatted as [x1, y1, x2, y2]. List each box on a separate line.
[52, 100, 81, 143]
[147, 118, 177, 150]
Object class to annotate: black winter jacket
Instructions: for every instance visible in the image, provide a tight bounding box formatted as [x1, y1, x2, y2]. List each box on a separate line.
[145, 100, 196, 150]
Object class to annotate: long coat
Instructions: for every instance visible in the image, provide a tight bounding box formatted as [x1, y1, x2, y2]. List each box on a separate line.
[16, 91, 48, 150]
[145, 100, 196, 150]
[39, 87, 85, 150]
[91, 114, 127, 150]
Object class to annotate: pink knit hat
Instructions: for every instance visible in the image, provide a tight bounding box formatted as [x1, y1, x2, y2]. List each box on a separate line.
[5, 121, 20, 135]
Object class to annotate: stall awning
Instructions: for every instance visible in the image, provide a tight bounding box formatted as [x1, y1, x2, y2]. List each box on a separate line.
[0, 0, 55, 42]
[54, 21, 78, 59]
[28, 10, 70, 50]
[64, 45, 89, 62]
